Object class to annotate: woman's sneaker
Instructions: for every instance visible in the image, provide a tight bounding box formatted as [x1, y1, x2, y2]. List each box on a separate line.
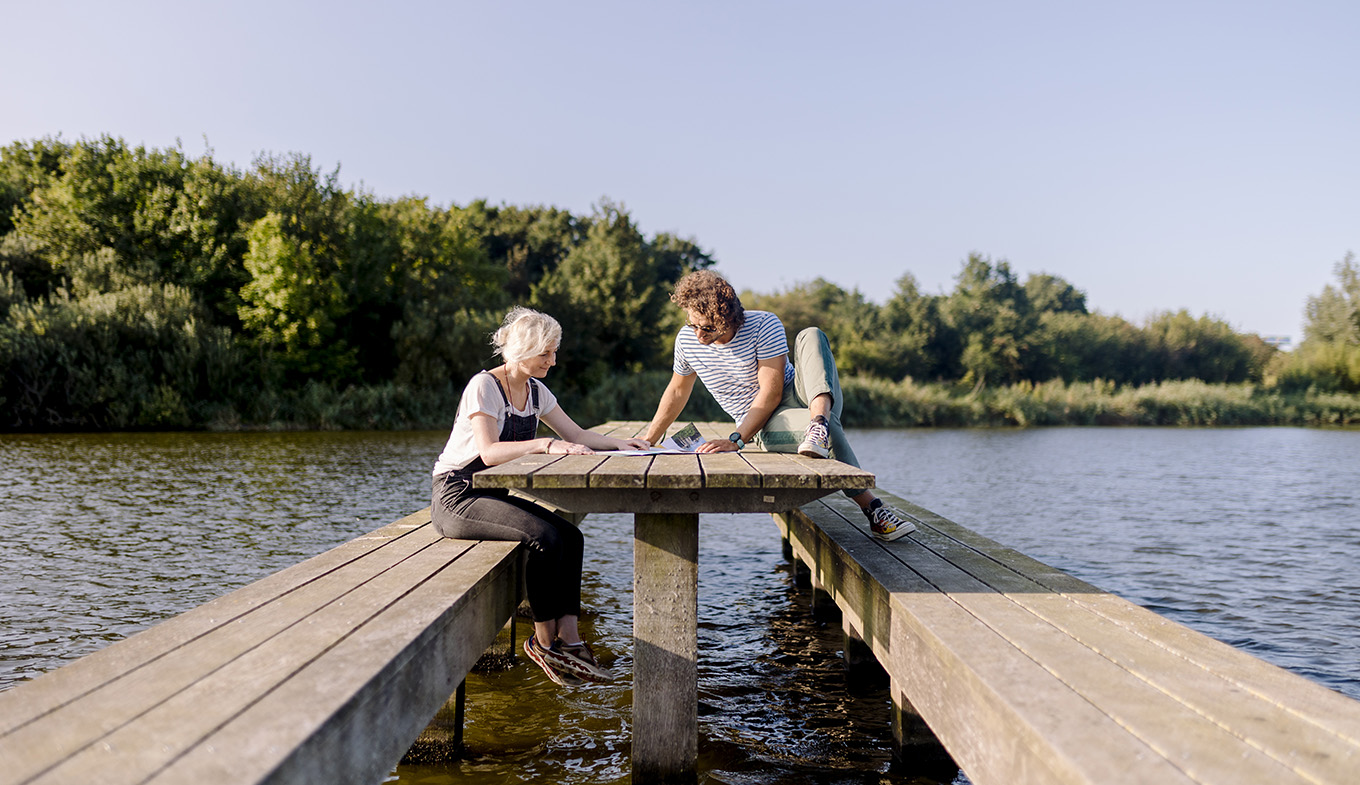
[798, 417, 832, 458]
[865, 502, 916, 542]
[555, 641, 613, 682]
[524, 635, 614, 683]
[524, 635, 585, 686]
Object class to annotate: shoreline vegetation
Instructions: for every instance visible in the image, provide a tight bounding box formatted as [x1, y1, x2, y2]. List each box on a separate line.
[169, 374, 1360, 432]
[4, 136, 1360, 434]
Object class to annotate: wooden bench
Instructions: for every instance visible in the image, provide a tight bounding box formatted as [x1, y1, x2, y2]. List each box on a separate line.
[0, 509, 522, 785]
[774, 492, 1360, 785]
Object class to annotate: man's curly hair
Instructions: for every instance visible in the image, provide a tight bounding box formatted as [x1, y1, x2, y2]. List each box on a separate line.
[671, 270, 745, 335]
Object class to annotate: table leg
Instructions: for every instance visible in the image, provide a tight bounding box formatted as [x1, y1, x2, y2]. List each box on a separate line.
[632, 512, 699, 782]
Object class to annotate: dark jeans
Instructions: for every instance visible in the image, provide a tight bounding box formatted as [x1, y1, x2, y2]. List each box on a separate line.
[431, 471, 583, 623]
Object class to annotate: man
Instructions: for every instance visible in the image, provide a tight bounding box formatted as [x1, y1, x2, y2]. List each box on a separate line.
[642, 270, 915, 541]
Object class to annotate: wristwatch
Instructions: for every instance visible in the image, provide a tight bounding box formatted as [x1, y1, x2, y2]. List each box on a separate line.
[728, 432, 745, 450]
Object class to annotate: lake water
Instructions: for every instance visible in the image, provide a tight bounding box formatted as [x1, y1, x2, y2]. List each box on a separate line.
[2, 427, 1358, 784]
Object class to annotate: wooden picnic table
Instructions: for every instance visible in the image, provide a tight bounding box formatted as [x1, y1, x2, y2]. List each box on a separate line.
[472, 421, 875, 782]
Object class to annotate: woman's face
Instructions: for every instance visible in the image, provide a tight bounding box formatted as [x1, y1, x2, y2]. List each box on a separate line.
[519, 344, 558, 378]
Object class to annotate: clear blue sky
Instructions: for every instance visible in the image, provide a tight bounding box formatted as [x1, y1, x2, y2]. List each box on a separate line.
[5, 0, 1357, 342]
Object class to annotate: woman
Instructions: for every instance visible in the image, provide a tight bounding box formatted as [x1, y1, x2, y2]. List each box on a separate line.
[431, 307, 649, 686]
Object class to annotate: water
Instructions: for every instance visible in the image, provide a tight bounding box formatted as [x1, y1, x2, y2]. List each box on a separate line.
[3, 427, 1359, 784]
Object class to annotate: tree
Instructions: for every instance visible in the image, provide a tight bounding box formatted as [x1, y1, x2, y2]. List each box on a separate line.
[388, 202, 509, 389]
[942, 254, 1039, 388]
[530, 200, 671, 386]
[1024, 273, 1088, 315]
[237, 212, 352, 379]
[882, 273, 958, 381]
[1303, 251, 1360, 345]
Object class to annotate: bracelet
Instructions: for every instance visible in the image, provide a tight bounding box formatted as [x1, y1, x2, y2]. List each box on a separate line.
[547, 438, 557, 454]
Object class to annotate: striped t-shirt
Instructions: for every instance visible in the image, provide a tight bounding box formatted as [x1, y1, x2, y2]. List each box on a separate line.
[673, 310, 797, 422]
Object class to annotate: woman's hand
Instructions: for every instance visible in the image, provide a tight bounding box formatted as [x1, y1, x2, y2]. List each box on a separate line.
[545, 438, 595, 455]
[617, 437, 652, 450]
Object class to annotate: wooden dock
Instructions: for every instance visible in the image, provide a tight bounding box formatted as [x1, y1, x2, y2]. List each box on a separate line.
[4, 418, 1359, 785]
[0, 510, 522, 785]
[777, 489, 1360, 785]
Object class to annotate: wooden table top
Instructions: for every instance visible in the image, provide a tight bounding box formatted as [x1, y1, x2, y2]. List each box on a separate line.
[472, 421, 875, 515]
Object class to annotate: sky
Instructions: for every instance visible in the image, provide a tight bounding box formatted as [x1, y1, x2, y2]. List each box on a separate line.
[5, 0, 1357, 343]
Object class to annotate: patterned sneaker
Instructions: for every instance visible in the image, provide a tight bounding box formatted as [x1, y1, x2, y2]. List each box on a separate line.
[865, 502, 916, 542]
[798, 417, 831, 458]
[524, 635, 585, 687]
[556, 641, 614, 682]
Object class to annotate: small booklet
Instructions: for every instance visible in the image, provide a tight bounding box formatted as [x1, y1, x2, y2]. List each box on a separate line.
[661, 423, 706, 451]
[597, 423, 708, 456]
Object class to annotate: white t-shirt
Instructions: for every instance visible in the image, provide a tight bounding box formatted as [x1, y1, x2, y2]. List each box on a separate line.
[673, 310, 796, 422]
[432, 372, 558, 476]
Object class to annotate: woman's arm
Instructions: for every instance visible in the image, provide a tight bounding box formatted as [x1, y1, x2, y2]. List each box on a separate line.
[541, 407, 651, 451]
[468, 413, 573, 465]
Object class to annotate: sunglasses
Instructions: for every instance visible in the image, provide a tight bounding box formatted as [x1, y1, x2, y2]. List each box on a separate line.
[686, 322, 719, 334]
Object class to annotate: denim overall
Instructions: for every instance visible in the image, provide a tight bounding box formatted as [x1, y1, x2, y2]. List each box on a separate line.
[440, 371, 541, 499]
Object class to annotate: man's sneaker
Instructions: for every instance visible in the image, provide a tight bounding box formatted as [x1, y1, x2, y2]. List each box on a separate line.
[798, 417, 831, 458]
[866, 502, 916, 542]
[524, 635, 585, 686]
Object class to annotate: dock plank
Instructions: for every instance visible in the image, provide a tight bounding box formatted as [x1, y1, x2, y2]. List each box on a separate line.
[0, 509, 431, 737]
[785, 493, 1360, 785]
[1, 526, 450, 783]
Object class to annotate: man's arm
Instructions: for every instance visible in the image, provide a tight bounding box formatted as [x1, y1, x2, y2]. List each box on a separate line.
[697, 355, 786, 452]
[643, 372, 697, 446]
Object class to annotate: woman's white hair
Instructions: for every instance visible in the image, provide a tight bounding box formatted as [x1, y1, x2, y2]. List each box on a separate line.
[492, 307, 562, 363]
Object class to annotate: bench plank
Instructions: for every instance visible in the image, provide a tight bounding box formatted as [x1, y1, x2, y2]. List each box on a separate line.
[141, 540, 520, 785]
[0, 510, 431, 736]
[1, 525, 449, 782]
[781, 493, 1360, 785]
[1, 512, 522, 785]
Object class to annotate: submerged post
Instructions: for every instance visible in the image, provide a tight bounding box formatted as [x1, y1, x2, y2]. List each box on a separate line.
[632, 512, 699, 782]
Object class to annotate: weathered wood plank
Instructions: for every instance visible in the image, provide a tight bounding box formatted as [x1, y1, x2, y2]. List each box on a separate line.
[529, 454, 608, 488]
[472, 454, 562, 488]
[792, 494, 1360, 785]
[0, 509, 433, 737]
[694, 452, 761, 488]
[0, 526, 455, 783]
[739, 451, 822, 489]
[646, 454, 705, 489]
[892, 497, 1360, 748]
[140, 541, 523, 785]
[588, 455, 654, 489]
[786, 453, 876, 491]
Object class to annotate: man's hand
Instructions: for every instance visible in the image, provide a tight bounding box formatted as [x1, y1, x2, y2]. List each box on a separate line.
[696, 438, 740, 453]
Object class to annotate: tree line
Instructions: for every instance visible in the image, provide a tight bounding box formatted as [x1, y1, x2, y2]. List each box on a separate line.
[0, 136, 1354, 431]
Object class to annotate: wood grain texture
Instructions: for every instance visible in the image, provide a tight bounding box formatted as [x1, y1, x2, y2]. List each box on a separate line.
[780, 491, 1360, 785]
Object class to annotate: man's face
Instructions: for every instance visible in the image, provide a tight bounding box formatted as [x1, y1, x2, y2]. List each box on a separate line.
[685, 309, 734, 345]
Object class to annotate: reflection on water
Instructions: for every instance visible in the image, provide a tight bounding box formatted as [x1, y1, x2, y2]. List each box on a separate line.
[3, 427, 1358, 784]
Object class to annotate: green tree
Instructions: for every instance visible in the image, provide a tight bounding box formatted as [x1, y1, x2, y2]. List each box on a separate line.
[942, 254, 1038, 388]
[882, 273, 958, 381]
[1303, 251, 1360, 345]
[388, 202, 509, 389]
[1024, 273, 1088, 314]
[238, 211, 352, 379]
[530, 200, 671, 387]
